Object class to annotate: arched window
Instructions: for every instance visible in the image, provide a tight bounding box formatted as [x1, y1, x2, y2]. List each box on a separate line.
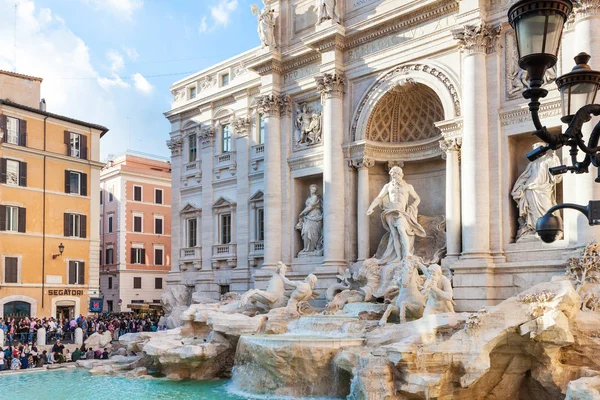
[3, 301, 30, 320]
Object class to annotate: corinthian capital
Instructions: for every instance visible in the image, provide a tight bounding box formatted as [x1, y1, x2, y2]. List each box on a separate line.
[439, 137, 462, 160]
[280, 94, 292, 117]
[233, 117, 251, 137]
[166, 137, 183, 157]
[574, 0, 600, 20]
[316, 72, 345, 99]
[452, 23, 501, 54]
[256, 94, 283, 116]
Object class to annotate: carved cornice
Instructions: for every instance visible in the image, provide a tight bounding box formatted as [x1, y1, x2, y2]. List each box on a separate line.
[316, 72, 345, 99]
[282, 53, 321, 72]
[212, 95, 236, 110]
[439, 137, 462, 160]
[574, 0, 600, 20]
[251, 59, 285, 76]
[350, 156, 375, 169]
[256, 94, 283, 116]
[434, 118, 463, 139]
[346, 137, 443, 163]
[181, 107, 201, 120]
[166, 137, 183, 157]
[452, 23, 502, 54]
[233, 117, 251, 137]
[499, 99, 562, 127]
[344, 1, 460, 50]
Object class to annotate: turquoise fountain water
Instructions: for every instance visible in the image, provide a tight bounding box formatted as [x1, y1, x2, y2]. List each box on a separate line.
[0, 369, 342, 400]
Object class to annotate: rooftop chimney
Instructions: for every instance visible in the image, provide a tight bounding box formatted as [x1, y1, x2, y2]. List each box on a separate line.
[39, 98, 46, 111]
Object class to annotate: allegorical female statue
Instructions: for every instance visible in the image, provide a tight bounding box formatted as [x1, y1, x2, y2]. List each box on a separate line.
[367, 166, 426, 264]
[296, 184, 324, 256]
[511, 142, 563, 241]
[315, 0, 340, 24]
[251, 0, 277, 48]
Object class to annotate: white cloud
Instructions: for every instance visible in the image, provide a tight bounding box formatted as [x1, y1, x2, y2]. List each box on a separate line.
[124, 47, 139, 61]
[0, 0, 155, 159]
[211, 0, 238, 26]
[199, 16, 208, 33]
[133, 73, 153, 94]
[84, 0, 143, 20]
[199, 0, 238, 33]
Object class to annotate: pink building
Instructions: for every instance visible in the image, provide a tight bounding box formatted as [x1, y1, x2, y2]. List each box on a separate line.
[98, 152, 172, 313]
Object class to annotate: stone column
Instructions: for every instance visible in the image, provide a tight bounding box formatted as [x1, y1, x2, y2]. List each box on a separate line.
[166, 136, 183, 283]
[279, 96, 294, 264]
[440, 137, 462, 258]
[233, 117, 251, 285]
[573, 2, 600, 243]
[257, 95, 283, 269]
[316, 72, 346, 267]
[452, 24, 499, 259]
[352, 157, 374, 261]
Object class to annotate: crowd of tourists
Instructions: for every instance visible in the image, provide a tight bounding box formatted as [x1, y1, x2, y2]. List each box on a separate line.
[0, 313, 163, 371]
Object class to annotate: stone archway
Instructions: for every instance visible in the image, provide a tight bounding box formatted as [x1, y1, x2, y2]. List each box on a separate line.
[0, 295, 37, 318]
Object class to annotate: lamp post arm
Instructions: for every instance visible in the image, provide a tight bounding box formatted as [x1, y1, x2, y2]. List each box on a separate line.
[565, 104, 600, 155]
[545, 202, 589, 218]
[529, 104, 569, 150]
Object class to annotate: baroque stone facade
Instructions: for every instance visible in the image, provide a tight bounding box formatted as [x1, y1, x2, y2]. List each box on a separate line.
[164, 0, 600, 310]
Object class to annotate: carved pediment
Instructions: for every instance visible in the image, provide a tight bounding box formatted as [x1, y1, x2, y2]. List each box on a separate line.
[249, 190, 264, 202]
[180, 203, 201, 214]
[213, 196, 237, 209]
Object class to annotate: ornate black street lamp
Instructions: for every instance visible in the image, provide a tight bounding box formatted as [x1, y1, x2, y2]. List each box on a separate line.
[508, 0, 600, 242]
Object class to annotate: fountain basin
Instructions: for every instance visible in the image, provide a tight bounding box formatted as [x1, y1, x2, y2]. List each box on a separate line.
[340, 302, 385, 317]
[233, 334, 364, 398]
[286, 315, 366, 337]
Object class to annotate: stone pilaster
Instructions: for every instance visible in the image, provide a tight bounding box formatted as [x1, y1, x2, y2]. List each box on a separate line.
[439, 137, 462, 259]
[200, 126, 215, 272]
[351, 157, 374, 261]
[234, 118, 251, 282]
[452, 24, 492, 260]
[316, 72, 346, 268]
[257, 94, 283, 269]
[573, 1, 600, 244]
[279, 94, 294, 265]
[166, 136, 183, 281]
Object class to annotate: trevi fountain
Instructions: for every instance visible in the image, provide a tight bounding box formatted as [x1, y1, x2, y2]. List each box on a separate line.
[60, 0, 600, 398]
[63, 164, 600, 399]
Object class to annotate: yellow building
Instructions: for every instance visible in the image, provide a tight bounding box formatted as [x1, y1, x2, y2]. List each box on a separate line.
[0, 70, 108, 320]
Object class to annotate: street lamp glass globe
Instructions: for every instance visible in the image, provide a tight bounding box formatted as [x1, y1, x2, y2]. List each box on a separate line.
[556, 53, 600, 122]
[508, 0, 573, 84]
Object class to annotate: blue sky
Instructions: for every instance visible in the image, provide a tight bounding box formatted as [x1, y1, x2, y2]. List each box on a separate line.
[0, 0, 260, 160]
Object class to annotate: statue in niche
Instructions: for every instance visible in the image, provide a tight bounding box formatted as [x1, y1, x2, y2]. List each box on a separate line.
[367, 166, 426, 265]
[511, 142, 563, 242]
[421, 264, 455, 317]
[315, 0, 340, 25]
[240, 261, 289, 310]
[295, 105, 322, 146]
[251, 0, 277, 49]
[296, 184, 324, 256]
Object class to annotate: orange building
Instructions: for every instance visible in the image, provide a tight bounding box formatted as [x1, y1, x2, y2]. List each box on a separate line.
[99, 152, 171, 313]
[0, 70, 108, 319]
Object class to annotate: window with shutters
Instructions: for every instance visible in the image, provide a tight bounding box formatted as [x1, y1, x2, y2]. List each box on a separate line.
[6, 206, 18, 232]
[154, 247, 164, 266]
[133, 214, 143, 233]
[220, 213, 232, 244]
[68, 261, 85, 285]
[108, 276, 113, 289]
[256, 208, 265, 241]
[108, 214, 113, 233]
[154, 216, 163, 235]
[64, 213, 86, 238]
[133, 277, 142, 289]
[3, 257, 19, 283]
[154, 189, 163, 204]
[107, 300, 113, 312]
[100, 190, 103, 205]
[65, 171, 86, 196]
[155, 277, 163, 289]
[1, 159, 26, 187]
[133, 185, 142, 202]
[70, 133, 81, 158]
[131, 248, 145, 264]
[186, 218, 197, 248]
[5, 116, 20, 145]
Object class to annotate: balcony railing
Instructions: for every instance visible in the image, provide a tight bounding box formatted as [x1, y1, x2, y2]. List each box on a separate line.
[251, 144, 265, 160]
[185, 162, 197, 172]
[215, 152, 235, 165]
[212, 243, 236, 258]
[180, 247, 201, 261]
[249, 241, 264, 255]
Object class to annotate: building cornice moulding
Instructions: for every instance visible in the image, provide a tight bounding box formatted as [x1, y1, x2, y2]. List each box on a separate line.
[499, 99, 563, 127]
